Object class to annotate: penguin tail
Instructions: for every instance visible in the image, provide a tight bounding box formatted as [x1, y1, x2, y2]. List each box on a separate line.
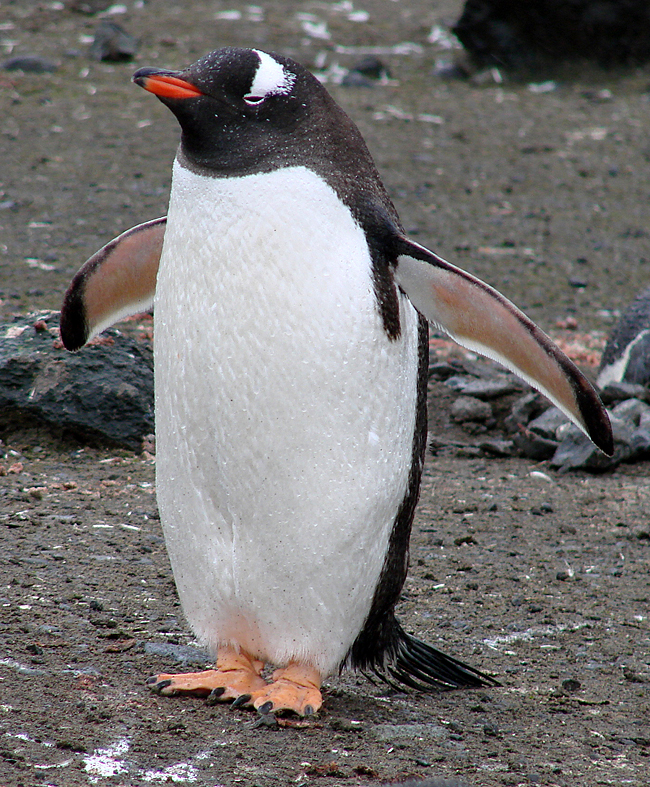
[382, 628, 500, 691]
[348, 615, 498, 691]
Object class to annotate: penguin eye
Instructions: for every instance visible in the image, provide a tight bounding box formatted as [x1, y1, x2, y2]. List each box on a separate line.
[243, 95, 265, 106]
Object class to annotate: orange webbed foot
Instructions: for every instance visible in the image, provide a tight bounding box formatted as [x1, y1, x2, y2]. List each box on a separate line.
[249, 662, 322, 717]
[147, 647, 267, 701]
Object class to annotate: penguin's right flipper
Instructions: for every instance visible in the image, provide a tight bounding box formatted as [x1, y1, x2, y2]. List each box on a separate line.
[60, 216, 166, 351]
[394, 236, 613, 457]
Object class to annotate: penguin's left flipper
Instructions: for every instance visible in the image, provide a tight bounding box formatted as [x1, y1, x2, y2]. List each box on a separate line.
[394, 237, 613, 456]
[60, 216, 166, 352]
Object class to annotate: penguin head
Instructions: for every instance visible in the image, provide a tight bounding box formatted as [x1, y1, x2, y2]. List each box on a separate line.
[133, 48, 340, 174]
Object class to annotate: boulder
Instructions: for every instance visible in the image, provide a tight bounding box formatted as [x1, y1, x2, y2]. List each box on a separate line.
[453, 0, 650, 70]
[0, 313, 153, 450]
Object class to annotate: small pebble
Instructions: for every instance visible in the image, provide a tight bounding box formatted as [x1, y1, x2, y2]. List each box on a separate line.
[2, 56, 58, 73]
[561, 678, 581, 692]
[527, 406, 569, 440]
[341, 70, 374, 87]
[450, 395, 493, 423]
[445, 374, 521, 399]
[599, 382, 649, 404]
[513, 428, 558, 461]
[350, 55, 391, 79]
[89, 21, 138, 62]
[611, 397, 649, 425]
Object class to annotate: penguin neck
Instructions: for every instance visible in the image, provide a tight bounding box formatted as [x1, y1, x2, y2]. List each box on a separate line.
[168, 155, 403, 341]
[164, 160, 370, 284]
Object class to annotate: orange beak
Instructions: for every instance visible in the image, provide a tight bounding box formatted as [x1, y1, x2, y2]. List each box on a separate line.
[134, 72, 203, 100]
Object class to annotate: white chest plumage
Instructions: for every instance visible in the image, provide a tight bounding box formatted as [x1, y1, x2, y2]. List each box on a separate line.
[154, 162, 421, 674]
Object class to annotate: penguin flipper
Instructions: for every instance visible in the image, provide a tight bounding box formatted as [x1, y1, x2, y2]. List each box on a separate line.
[60, 216, 166, 351]
[393, 237, 613, 456]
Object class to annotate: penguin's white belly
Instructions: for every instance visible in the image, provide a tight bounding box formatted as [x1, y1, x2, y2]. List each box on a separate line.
[154, 162, 420, 674]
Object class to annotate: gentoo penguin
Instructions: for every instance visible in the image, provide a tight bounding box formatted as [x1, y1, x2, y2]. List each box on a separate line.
[597, 286, 650, 388]
[60, 47, 612, 717]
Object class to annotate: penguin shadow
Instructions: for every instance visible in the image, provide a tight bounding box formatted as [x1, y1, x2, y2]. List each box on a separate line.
[321, 679, 404, 722]
[320, 673, 474, 726]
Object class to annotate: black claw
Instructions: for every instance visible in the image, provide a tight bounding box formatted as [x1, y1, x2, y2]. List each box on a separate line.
[258, 700, 274, 715]
[146, 675, 158, 685]
[206, 686, 226, 705]
[251, 713, 279, 730]
[148, 678, 172, 694]
[230, 693, 251, 709]
[304, 705, 314, 716]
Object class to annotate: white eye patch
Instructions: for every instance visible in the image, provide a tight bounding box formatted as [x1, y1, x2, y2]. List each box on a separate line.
[244, 50, 296, 103]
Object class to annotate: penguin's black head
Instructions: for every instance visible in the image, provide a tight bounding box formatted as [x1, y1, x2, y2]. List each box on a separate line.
[133, 48, 345, 176]
[133, 47, 400, 231]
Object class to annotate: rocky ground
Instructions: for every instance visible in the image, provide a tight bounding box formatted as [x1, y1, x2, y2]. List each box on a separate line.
[1, 1, 650, 786]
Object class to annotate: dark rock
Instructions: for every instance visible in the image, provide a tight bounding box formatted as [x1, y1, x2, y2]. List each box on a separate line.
[429, 361, 465, 381]
[477, 438, 514, 456]
[342, 57, 390, 87]
[351, 54, 390, 81]
[352, 56, 391, 80]
[68, 0, 115, 15]
[527, 406, 570, 440]
[444, 374, 477, 391]
[512, 427, 559, 460]
[450, 395, 493, 423]
[598, 286, 650, 387]
[2, 56, 58, 73]
[630, 426, 650, 455]
[89, 21, 138, 62]
[434, 59, 471, 79]
[623, 668, 650, 683]
[550, 416, 634, 471]
[599, 381, 650, 404]
[0, 313, 153, 450]
[429, 436, 484, 458]
[453, 444, 484, 458]
[341, 70, 375, 87]
[453, 0, 650, 71]
[445, 374, 522, 399]
[505, 392, 547, 433]
[611, 397, 650, 425]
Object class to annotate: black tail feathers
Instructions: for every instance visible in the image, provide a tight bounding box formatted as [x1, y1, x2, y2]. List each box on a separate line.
[348, 612, 499, 692]
[352, 619, 499, 692]
[384, 628, 500, 691]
